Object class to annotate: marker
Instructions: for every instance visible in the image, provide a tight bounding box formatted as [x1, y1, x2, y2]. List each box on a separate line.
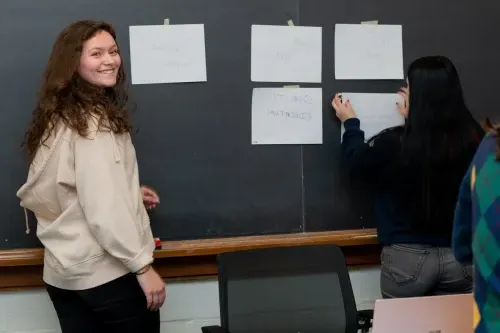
[154, 238, 162, 249]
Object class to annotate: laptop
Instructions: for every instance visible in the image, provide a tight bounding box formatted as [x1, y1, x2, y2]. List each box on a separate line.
[372, 293, 473, 333]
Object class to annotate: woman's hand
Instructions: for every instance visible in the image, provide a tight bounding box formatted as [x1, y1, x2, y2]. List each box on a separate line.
[136, 266, 166, 311]
[397, 87, 409, 118]
[331, 93, 357, 122]
[141, 185, 160, 210]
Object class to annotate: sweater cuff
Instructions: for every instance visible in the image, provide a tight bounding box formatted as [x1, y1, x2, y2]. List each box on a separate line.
[343, 118, 360, 129]
[124, 246, 154, 273]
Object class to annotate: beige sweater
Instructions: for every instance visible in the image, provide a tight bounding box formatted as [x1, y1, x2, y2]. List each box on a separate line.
[16, 119, 155, 290]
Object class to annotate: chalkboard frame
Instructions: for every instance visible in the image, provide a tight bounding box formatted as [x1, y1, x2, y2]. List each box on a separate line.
[0, 229, 378, 290]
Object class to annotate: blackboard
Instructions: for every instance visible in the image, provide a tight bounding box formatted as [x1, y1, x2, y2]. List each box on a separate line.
[0, 0, 497, 249]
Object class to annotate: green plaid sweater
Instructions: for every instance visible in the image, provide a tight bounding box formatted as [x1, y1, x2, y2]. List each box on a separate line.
[452, 133, 500, 332]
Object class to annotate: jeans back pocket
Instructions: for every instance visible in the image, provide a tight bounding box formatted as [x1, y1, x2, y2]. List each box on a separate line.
[381, 244, 430, 286]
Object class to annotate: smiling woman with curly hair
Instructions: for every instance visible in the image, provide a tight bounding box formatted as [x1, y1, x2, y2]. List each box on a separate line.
[17, 20, 164, 333]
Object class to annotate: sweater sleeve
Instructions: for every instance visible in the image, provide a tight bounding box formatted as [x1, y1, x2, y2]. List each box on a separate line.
[74, 130, 153, 273]
[342, 118, 397, 178]
[452, 165, 473, 265]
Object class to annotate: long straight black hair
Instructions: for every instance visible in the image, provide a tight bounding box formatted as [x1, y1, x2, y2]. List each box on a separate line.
[396, 56, 483, 236]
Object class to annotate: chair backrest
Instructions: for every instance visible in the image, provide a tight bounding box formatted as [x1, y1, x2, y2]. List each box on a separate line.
[216, 244, 359, 333]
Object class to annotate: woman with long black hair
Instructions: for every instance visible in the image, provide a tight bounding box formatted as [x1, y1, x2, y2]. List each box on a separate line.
[332, 56, 484, 298]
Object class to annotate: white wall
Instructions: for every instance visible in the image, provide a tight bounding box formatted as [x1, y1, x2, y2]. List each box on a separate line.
[0, 267, 381, 333]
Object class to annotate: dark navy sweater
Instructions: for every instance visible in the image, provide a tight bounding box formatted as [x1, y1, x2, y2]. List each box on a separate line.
[342, 118, 455, 246]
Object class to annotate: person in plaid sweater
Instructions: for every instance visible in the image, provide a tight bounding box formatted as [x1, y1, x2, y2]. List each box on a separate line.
[452, 119, 500, 332]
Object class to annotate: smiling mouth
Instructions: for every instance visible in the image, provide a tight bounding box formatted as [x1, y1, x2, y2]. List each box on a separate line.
[98, 69, 115, 74]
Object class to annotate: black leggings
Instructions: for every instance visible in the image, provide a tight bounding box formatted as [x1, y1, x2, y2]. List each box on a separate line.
[46, 273, 160, 333]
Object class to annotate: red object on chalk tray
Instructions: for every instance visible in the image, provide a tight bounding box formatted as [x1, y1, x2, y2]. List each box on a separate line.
[154, 238, 162, 249]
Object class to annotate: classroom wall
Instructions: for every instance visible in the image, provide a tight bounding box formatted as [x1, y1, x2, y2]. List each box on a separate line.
[0, 267, 380, 333]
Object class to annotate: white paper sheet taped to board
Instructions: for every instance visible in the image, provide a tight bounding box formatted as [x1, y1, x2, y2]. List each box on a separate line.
[251, 25, 322, 83]
[340, 92, 405, 142]
[335, 24, 404, 80]
[252, 87, 323, 145]
[129, 24, 207, 84]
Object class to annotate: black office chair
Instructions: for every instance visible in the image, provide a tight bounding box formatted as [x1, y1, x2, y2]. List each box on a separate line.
[201, 244, 373, 333]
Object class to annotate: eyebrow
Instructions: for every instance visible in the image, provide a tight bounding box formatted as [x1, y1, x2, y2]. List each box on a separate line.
[88, 45, 118, 52]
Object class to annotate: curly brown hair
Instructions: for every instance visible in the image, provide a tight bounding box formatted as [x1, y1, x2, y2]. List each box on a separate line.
[22, 20, 131, 160]
[484, 118, 500, 160]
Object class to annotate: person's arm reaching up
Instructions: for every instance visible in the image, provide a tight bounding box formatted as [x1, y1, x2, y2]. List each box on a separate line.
[332, 93, 400, 179]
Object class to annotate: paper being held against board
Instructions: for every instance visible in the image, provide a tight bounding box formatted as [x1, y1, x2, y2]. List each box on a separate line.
[129, 24, 207, 84]
[252, 88, 323, 145]
[335, 24, 404, 80]
[340, 93, 405, 142]
[251, 25, 322, 83]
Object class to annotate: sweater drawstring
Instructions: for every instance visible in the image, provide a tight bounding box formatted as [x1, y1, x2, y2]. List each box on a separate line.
[110, 132, 121, 162]
[24, 208, 30, 234]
